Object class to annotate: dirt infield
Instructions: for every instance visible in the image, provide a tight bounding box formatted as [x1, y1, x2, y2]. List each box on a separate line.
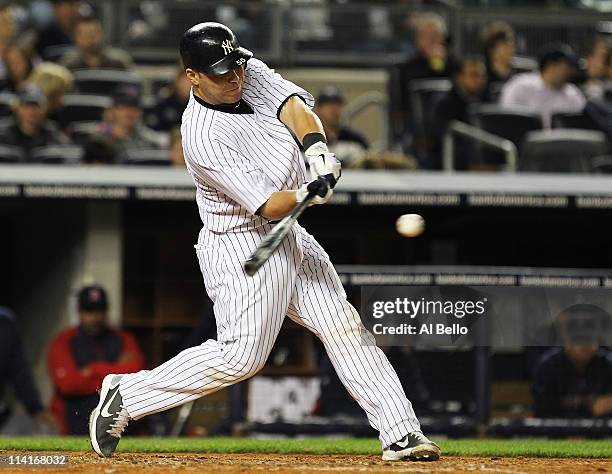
[3, 452, 612, 474]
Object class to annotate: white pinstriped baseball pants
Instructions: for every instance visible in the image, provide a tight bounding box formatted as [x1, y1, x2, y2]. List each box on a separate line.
[119, 223, 420, 447]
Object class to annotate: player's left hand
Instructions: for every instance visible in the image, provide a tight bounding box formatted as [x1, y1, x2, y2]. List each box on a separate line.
[304, 141, 341, 188]
[296, 176, 333, 206]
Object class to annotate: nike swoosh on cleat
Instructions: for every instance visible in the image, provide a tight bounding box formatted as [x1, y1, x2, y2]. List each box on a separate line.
[100, 388, 120, 418]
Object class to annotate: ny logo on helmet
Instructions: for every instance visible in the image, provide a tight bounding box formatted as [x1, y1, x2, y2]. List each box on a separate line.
[221, 40, 234, 55]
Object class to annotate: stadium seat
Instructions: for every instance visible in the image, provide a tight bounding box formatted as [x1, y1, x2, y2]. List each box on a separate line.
[470, 104, 542, 148]
[408, 79, 452, 138]
[123, 149, 171, 166]
[591, 155, 612, 174]
[519, 129, 609, 173]
[30, 145, 83, 164]
[470, 104, 543, 164]
[0, 144, 25, 163]
[73, 69, 143, 96]
[68, 121, 99, 144]
[551, 111, 600, 131]
[408, 78, 452, 162]
[0, 93, 15, 118]
[59, 95, 111, 127]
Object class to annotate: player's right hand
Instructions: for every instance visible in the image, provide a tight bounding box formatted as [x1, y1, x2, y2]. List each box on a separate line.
[296, 176, 333, 206]
[304, 141, 342, 188]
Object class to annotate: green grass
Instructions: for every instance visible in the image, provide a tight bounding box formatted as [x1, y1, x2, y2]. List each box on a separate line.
[1, 437, 611, 458]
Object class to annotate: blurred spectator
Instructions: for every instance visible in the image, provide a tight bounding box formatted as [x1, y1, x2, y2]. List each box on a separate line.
[0, 85, 69, 161]
[48, 284, 144, 435]
[168, 127, 184, 167]
[81, 135, 118, 165]
[97, 86, 162, 161]
[481, 21, 516, 98]
[27, 62, 74, 124]
[432, 56, 487, 170]
[0, 4, 17, 82]
[33, 0, 81, 61]
[147, 65, 190, 131]
[501, 44, 586, 127]
[313, 85, 369, 166]
[394, 13, 453, 98]
[0, 306, 57, 434]
[532, 304, 612, 418]
[60, 15, 132, 71]
[401, 12, 452, 81]
[574, 36, 608, 100]
[1, 44, 33, 93]
[391, 12, 454, 145]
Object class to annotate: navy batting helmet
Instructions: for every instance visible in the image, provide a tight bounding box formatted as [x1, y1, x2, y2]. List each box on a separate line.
[180, 22, 253, 75]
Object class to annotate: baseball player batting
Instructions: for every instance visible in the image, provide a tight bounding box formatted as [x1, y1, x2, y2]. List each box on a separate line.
[89, 22, 440, 462]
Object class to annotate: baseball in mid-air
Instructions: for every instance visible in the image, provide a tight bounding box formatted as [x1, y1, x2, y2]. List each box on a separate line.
[396, 214, 425, 238]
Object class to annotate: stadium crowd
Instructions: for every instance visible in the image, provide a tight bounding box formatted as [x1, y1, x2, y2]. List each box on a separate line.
[1, 1, 612, 170]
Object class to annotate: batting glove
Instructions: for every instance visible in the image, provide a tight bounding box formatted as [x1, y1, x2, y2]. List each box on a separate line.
[304, 141, 342, 188]
[296, 176, 333, 206]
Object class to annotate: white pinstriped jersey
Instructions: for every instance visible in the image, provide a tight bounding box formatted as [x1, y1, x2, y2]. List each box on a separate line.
[181, 58, 313, 233]
[117, 58, 422, 451]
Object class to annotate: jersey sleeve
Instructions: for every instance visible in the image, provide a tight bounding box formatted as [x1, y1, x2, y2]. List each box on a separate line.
[188, 138, 278, 216]
[243, 58, 314, 116]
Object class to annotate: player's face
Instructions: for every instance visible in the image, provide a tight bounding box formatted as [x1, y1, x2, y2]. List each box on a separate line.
[188, 66, 245, 105]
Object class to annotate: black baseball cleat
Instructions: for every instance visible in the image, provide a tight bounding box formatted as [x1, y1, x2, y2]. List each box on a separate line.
[382, 431, 441, 461]
[89, 374, 130, 457]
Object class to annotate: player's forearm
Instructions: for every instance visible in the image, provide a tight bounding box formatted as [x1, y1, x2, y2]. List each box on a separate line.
[258, 190, 298, 220]
[279, 95, 325, 143]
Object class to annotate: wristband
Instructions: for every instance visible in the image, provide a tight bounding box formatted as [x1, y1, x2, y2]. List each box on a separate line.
[303, 132, 327, 151]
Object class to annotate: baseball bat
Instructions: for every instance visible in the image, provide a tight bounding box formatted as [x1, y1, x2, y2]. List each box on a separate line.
[243, 189, 318, 276]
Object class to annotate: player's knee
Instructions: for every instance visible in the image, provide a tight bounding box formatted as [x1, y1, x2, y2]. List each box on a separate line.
[232, 357, 266, 379]
[321, 314, 363, 344]
[221, 337, 271, 379]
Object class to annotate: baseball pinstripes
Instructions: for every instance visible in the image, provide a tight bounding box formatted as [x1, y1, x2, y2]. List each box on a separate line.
[117, 58, 421, 448]
[181, 58, 311, 234]
[119, 223, 419, 447]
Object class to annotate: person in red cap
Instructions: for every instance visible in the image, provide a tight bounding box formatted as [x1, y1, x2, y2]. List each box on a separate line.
[47, 284, 144, 435]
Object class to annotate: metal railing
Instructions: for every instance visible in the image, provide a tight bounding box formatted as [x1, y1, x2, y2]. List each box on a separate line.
[341, 91, 389, 151]
[442, 120, 518, 171]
